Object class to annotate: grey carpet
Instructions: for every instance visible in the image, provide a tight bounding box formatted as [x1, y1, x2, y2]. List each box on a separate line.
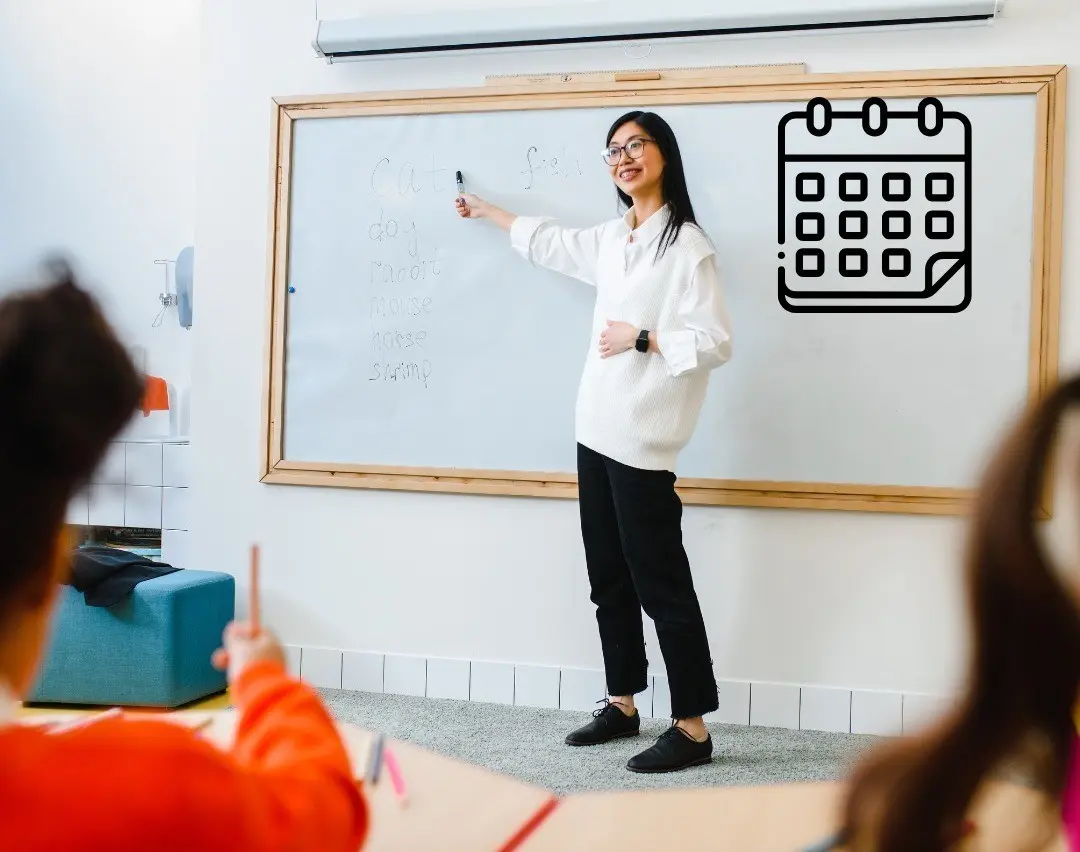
[317, 688, 880, 796]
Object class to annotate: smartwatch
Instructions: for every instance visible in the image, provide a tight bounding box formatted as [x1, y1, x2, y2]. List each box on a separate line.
[635, 329, 650, 353]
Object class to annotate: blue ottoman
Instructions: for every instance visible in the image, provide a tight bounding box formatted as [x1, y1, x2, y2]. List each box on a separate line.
[28, 570, 234, 708]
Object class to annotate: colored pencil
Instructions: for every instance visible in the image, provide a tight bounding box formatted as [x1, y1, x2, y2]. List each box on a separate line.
[496, 795, 561, 852]
[250, 544, 260, 635]
[367, 733, 385, 784]
[382, 744, 408, 806]
[47, 707, 123, 734]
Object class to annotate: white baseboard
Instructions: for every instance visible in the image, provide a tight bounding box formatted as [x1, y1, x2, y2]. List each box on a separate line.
[286, 645, 952, 737]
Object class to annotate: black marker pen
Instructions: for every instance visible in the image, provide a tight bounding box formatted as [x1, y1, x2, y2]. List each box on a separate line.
[455, 170, 464, 195]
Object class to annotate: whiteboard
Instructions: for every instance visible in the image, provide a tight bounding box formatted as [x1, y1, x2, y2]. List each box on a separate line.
[264, 68, 1064, 513]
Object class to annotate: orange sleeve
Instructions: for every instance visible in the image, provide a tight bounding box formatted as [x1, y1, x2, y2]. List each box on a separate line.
[2, 662, 368, 852]
[217, 658, 370, 850]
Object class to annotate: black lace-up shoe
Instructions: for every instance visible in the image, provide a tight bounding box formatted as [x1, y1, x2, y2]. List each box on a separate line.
[626, 724, 713, 773]
[565, 700, 640, 746]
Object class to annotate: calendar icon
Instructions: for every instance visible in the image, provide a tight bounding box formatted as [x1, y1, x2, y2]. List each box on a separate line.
[777, 96, 971, 313]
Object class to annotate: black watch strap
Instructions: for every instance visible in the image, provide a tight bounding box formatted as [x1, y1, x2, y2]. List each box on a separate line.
[635, 329, 650, 352]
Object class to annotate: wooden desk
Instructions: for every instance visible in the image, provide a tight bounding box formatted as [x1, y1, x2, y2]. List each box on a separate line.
[518, 779, 1066, 852]
[18, 709, 1067, 851]
[199, 710, 558, 852]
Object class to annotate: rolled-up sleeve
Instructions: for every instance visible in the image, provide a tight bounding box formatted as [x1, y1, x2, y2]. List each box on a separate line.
[656, 254, 732, 377]
[510, 216, 604, 286]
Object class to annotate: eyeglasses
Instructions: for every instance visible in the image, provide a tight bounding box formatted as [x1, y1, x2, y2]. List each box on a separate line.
[601, 138, 652, 166]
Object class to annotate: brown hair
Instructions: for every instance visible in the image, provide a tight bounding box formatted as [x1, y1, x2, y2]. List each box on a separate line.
[840, 375, 1080, 850]
[0, 259, 143, 613]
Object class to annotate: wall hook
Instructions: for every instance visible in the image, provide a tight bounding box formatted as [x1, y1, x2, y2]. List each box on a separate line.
[153, 259, 177, 328]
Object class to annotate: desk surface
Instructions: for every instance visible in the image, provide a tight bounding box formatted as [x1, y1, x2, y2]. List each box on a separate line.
[19, 709, 1067, 852]
[518, 778, 1066, 852]
[199, 710, 558, 852]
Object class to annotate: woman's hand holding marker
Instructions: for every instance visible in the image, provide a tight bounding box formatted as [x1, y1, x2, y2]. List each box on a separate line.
[454, 171, 517, 232]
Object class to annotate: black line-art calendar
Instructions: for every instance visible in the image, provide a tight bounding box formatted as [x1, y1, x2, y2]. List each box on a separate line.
[777, 96, 972, 313]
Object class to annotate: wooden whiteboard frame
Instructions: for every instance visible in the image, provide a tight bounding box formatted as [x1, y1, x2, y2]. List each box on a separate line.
[259, 64, 1067, 516]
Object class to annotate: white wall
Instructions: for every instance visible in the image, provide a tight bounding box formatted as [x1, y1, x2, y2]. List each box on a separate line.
[0, 0, 199, 417]
[194, 0, 1080, 697]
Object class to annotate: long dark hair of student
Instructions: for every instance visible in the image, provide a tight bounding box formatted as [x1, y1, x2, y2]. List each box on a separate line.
[606, 110, 699, 260]
[840, 375, 1080, 851]
[0, 260, 142, 614]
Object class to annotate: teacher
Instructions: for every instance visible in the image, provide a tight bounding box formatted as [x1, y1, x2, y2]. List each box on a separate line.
[455, 111, 732, 774]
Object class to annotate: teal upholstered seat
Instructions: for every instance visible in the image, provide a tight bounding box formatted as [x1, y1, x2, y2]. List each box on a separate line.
[28, 570, 234, 708]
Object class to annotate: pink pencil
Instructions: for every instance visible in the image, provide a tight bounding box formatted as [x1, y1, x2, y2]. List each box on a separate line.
[382, 745, 408, 806]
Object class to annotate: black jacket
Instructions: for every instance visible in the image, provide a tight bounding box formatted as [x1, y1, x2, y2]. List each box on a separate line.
[68, 545, 180, 607]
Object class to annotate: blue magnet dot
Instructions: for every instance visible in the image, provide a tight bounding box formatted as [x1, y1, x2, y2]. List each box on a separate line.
[288, 286, 296, 293]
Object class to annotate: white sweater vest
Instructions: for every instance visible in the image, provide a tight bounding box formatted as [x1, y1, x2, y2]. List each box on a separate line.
[512, 208, 728, 472]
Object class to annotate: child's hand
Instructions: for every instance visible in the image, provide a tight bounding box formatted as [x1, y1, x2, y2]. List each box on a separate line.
[211, 621, 286, 684]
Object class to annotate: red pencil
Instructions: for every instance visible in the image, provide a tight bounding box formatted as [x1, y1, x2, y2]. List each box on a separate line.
[497, 796, 560, 852]
[250, 544, 261, 636]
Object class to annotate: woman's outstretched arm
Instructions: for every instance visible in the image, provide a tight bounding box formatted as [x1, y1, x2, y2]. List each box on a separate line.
[456, 193, 607, 286]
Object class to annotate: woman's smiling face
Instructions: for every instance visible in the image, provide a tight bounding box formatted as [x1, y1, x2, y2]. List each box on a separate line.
[605, 121, 665, 197]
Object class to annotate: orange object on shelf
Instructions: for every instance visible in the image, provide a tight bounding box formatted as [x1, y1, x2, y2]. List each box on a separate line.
[141, 375, 169, 417]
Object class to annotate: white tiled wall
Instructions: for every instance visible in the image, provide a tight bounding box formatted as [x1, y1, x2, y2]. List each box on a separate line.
[67, 438, 193, 566]
[851, 690, 904, 736]
[652, 674, 672, 719]
[88, 484, 125, 526]
[708, 680, 752, 726]
[299, 647, 343, 689]
[383, 655, 427, 697]
[95, 442, 126, 484]
[286, 647, 949, 739]
[750, 683, 802, 730]
[162, 444, 191, 487]
[125, 443, 163, 486]
[65, 489, 89, 526]
[799, 686, 852, 734]
[470, 661, 515, 705]
[162, 486, 192, 530]
[125, 486, 163, 528]
[342, 651, 384, 693]
[558, 667, 607, 713]
[427, 658, 471, 701]
[514, 665, 561, 709]
[283, 645, 303, 678]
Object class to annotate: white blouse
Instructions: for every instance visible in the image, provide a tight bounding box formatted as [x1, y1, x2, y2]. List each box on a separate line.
[511, 205, 732, 471]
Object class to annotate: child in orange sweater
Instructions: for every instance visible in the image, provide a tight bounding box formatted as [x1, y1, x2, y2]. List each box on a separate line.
[0, 262, 369, 851]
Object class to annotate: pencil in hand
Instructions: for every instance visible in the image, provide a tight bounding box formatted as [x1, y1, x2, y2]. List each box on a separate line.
[249, 543, 260, 636]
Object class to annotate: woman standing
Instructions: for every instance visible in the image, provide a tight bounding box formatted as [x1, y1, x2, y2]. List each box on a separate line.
[456, 111, 732, 774]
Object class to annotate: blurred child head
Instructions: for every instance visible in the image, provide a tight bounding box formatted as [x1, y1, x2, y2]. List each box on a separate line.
[0, 260, 142, 695]
[842, 375, 1080, 851]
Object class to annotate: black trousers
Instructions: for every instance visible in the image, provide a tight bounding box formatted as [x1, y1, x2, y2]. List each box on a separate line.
[577, 442, 719, 720]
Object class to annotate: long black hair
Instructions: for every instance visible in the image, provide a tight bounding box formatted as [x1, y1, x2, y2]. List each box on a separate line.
[605, 110, 700, 260]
